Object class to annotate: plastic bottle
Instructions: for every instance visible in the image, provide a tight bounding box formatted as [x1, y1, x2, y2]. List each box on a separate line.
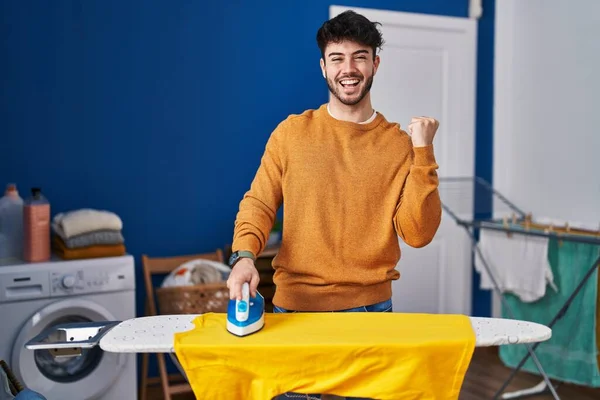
[0, 184, 24, 260]
[23, 187, 51, 262]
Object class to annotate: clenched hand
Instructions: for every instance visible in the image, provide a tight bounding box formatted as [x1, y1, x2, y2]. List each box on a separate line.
[408, 117, 439, 147]
[226, 258, 260, 300]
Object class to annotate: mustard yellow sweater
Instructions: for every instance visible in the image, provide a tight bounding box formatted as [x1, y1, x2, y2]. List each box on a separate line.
[232, 104, 442, 311]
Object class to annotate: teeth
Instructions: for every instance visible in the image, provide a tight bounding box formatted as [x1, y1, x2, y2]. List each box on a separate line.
[340, 79, 359, 85]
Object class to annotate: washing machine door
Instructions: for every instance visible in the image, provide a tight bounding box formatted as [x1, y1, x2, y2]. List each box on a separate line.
[11, 298, 127, 400]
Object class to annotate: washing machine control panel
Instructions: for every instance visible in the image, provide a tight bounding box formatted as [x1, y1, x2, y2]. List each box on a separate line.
[0, 256, 135, 303]
[51, 267, 129, 295]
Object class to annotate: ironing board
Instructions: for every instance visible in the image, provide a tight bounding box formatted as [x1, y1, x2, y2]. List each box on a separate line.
[24, 314, 552, 355]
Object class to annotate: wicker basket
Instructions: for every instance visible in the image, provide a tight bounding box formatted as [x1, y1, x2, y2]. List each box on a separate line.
[156, 282, 229, 314]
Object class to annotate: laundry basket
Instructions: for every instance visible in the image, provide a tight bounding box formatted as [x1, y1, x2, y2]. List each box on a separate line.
[156, 282, 230, 314]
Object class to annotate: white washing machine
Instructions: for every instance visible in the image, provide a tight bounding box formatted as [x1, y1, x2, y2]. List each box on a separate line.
[0, 255, 137, 400]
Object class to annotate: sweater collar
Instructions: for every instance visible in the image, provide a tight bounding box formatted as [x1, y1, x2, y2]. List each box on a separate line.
[327, 103, 377, 124]
[319, 103, 384, 131]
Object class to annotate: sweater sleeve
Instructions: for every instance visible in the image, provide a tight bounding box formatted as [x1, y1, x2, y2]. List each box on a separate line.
[393, 144, 442, 248]
[231, 125, 285, 256]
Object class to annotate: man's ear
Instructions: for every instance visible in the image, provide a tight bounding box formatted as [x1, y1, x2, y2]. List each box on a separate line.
[373, 55, 380, 76]
[320, 58, 326, 78]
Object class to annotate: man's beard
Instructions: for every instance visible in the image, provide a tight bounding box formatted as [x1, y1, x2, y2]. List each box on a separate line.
[325, 72, 374, 106]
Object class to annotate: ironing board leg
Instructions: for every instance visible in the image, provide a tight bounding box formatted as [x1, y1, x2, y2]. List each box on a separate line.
[499, 380, 550, 399]
[169, 353, 189, 382]
[493, 255, 600, 399]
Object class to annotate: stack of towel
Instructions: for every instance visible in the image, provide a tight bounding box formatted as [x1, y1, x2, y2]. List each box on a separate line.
[51, 209, 126, 260]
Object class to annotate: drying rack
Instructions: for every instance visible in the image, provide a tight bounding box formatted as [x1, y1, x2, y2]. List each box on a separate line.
[439, 176, 600, 400]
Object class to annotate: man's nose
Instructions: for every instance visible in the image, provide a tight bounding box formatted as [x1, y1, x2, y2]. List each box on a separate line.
[341, 59, 358, 74]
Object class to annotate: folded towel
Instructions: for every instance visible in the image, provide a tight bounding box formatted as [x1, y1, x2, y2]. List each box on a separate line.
[52, 209, 122, 239]
[54, 230, 124, 249]
[52, 235, 126, 260]
[474, 228, 557, 302]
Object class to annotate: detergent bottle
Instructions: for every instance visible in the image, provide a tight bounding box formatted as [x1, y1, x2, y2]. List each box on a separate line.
[0, 184, 24, 261]
[23, 187, 51, 262]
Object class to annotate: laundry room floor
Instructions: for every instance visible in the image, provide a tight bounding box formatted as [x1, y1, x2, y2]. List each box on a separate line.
[146, 348, 600, 399]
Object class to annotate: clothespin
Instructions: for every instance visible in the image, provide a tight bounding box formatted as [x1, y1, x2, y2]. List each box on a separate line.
[557, 223, 569, 247]
[524, 213, 532, 231]
[543, 223, 562, 246]
[503, 215, 512, 238]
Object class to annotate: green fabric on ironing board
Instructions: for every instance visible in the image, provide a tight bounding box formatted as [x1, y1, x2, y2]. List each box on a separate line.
[499, 238, 600, 387]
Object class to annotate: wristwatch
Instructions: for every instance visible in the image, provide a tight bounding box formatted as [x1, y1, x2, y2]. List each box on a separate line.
[228, 250, 256, 267]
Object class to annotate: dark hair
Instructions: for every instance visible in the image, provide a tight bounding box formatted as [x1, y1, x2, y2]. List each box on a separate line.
[316, 10, 384, 61]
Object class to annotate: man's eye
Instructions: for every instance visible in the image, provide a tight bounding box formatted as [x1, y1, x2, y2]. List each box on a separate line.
[332, 58, 341, 62]
[356, 56, 366, 60]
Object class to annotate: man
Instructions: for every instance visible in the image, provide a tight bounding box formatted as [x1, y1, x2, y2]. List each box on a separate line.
[227, 9, 441, 310]
[226, 9, 442, 400]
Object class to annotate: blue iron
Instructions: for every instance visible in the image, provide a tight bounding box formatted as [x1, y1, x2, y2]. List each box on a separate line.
[226, 282, 265, 336]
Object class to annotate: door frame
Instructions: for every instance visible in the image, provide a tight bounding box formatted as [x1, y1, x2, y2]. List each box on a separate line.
[331, 5, 477, 32]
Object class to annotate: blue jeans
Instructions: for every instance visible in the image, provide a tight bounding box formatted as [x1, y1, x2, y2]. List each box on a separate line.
[272, 298, 392, 400]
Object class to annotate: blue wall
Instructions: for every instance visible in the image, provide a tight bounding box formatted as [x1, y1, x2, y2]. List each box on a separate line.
[1, 0, 493, 317]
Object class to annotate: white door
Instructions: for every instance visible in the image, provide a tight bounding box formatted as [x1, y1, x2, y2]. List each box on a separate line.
[330, 6, 477, 315]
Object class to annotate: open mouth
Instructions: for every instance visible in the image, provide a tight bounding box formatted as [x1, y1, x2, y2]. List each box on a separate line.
[339, 78, 360, 88]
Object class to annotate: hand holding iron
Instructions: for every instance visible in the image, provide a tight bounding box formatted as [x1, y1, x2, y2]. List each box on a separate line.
[227, 258, 260, 300]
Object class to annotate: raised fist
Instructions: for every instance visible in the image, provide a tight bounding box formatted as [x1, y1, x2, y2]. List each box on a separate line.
[408, 117, 439, 147]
